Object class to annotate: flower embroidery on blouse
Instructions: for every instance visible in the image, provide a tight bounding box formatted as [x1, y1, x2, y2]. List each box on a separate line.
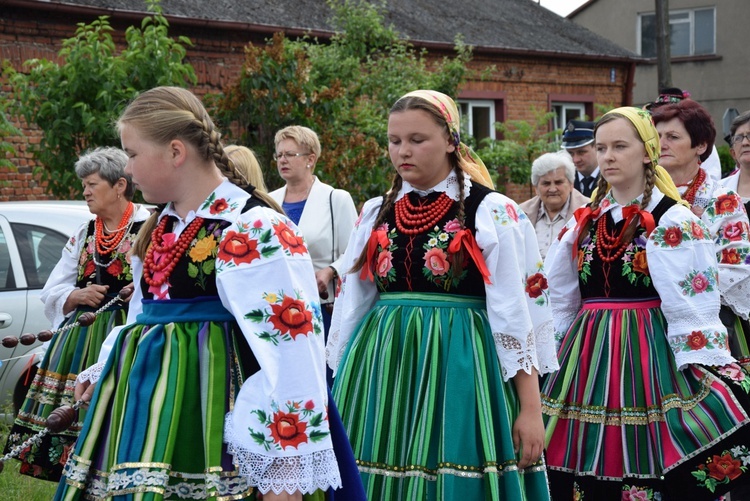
[720, 247, 750, 265]
[216, 219, 286, 272]
[692, 445, 750, 493]
[670, 329, 728, 353]
[524, 262, 549, 306]
[721, 220, 749, 243]
[249, 399, 330, 451]
[273, 220, 308, 256]
[201, 192, 239, 215]
[711, 193, 742, 217]
[577, 234, 594, 283]
[678, 267, 718, 296]
[244, 292, 321, 343]
[490, 202, 525, 227]
[651, 219, 711, 248]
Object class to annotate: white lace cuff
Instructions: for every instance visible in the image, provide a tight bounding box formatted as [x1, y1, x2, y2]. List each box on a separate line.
[533, 319, 560, 376]
[325, 328, 346, 376]
[224, 414, 342, 495]
[494, 329, 540, 382]
[76, 362, 105, 385]
[721, 279, 750, 321]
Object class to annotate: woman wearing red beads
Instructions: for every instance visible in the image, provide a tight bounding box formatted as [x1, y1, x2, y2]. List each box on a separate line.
[541, 107, 750, 500]
[54, 87, 362, 501]
[651, 100, 750, 369]
[2, 146, 150, 481]
[326, 90, 558, 500]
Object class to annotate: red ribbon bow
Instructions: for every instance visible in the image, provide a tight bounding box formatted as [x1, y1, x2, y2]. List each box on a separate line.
[448, 229, 492, 285]
[571, 205, 601, 258]
[622, 204, 655, 236]
[360, 229, 391, 282]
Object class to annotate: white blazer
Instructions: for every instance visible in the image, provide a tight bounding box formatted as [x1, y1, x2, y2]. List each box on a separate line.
[271, 176, 358, 303]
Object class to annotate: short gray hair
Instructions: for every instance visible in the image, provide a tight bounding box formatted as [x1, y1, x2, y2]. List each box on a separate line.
[74, 147, 134, 200]
[530, 150, 575, 186]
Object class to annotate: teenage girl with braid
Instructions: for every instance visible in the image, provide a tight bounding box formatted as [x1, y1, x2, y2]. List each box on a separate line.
[326, 90, 558, 500]
[541, 107, 750, 500]
[55, 87, 364, 500]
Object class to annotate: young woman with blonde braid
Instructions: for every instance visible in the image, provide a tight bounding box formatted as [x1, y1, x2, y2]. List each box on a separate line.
[541, 107, 750, 500]
[326, 90, 558, 500]
[54, 86, 363, 500]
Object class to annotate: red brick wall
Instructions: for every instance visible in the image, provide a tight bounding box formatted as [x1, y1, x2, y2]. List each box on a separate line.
[1, 5, 632, 202]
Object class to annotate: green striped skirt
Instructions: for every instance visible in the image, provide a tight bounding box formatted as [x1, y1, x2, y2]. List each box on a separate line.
[4, 301, 126, 481]
[55, 298, 255, 501]
[332, 292, 550, 501]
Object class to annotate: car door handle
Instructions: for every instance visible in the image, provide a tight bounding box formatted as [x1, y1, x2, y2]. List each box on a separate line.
[0, 313, 11, 328]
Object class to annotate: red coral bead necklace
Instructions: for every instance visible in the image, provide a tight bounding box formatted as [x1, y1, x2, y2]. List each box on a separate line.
[95, 201, 134, 255]
[143, 215, 204, 287]
[680, 168, 706, 206]
[595, 214, 628, 263]
[395, 192, 454, 235]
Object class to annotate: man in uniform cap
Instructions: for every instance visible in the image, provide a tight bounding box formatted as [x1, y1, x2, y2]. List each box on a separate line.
[562, 119, 599, 197]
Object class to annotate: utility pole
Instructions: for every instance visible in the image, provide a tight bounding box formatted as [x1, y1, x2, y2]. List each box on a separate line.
[655, 0, 672, 91]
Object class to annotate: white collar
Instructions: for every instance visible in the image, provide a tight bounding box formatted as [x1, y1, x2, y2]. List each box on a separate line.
[396, 172, 473, 202]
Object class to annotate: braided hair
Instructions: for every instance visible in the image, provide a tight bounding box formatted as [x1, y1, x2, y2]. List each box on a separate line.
[120, 87, 282, 259]
[351, 94, 468, 276]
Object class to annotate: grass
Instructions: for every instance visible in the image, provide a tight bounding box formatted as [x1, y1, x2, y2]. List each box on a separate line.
[0, 407, 60, 500]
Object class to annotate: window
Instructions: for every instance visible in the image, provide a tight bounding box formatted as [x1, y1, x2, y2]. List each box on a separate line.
[551, 102, 586, 133]
[11, 223, 67, 288]
[638, 8, 715, 58]
[457, 99, 496, 144]
[0, 227, 14, 290]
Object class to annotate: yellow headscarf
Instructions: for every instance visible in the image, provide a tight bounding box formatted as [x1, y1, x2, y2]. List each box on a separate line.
[593, 106, 688, 206]
[400, 90, 495, 189]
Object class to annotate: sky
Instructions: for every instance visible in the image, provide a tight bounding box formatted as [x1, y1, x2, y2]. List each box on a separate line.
[537, 0, 590, 17]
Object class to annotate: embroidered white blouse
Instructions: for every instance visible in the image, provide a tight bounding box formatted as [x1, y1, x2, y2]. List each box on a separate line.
[79, 181, 341, 495]
[39, 204, 151, 328]
[326, 172, 559, 382]
[545, 187, 734, 370]
[683, 174, 750, 320]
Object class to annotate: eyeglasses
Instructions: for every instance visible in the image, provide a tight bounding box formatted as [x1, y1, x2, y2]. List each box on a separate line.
[272, 151, 310, 161]
[731, 133, 750, 146]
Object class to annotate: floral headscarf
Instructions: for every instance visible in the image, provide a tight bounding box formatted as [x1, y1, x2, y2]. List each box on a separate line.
[400, 90, 495, 189]
[595, 106, 686, 206]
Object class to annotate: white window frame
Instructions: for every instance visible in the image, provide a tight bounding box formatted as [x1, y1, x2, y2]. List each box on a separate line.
[551, 102, 586, 135]
[457, 99, 496, 142]
[637, 7, 716, 57]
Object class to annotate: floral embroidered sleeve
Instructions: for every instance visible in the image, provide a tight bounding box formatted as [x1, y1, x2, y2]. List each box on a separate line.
[648, 204, 734, 370]
[543, 216, 582, 352]
[216, 206, 341, 495]
[326, 198, 382, 374]
[699, 184, 750, 320]
[39, 221, 89, 327]
[475, 192, 559, 381]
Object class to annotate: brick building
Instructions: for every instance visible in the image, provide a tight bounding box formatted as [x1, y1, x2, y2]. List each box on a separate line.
[1, 0, 638, 202]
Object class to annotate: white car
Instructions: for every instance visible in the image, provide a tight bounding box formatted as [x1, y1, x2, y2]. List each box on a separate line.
[0, 201, 94, 420]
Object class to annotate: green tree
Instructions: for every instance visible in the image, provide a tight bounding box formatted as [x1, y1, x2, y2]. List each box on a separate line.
[0, 98, 20, 171]
[5, 0, 195, 198]
[214, 0, 472, 204]
[476, 109, 561, 190]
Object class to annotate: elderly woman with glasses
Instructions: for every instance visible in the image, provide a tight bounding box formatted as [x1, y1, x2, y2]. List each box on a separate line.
[721, 110, 750, 214]
[269, 126, 358, 359]
[652, 101, 750, 369]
